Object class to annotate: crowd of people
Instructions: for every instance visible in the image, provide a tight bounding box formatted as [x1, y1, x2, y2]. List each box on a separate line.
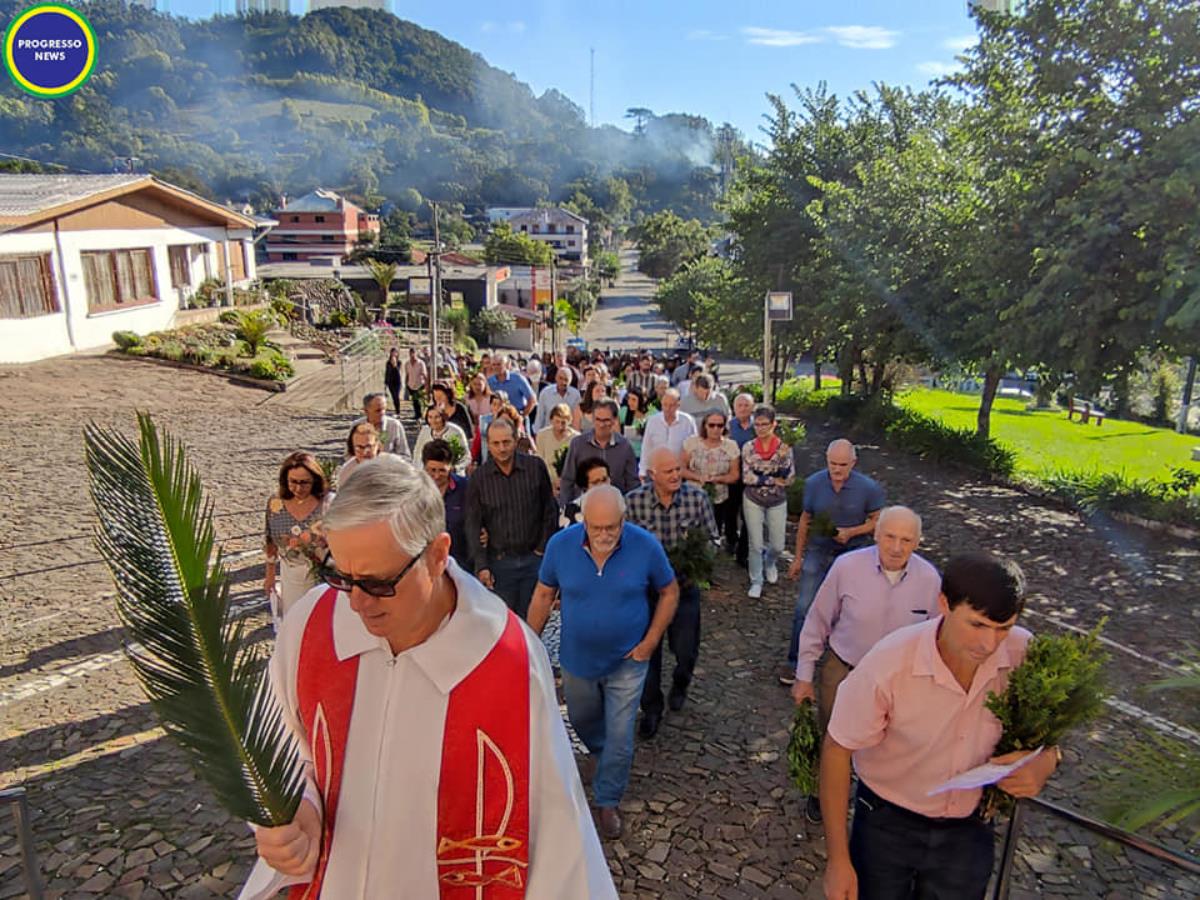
[251, 343, 1062, 900]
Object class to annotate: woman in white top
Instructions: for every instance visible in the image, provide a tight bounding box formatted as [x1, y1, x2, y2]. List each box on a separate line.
[412, 405, 469, 474]
[336, 421, 380, 487]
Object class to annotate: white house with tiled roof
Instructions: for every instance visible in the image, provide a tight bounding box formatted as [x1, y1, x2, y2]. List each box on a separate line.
[0, 174, 261, 364]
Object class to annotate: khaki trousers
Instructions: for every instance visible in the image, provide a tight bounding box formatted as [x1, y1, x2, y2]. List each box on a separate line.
[816, 648, 854, 736]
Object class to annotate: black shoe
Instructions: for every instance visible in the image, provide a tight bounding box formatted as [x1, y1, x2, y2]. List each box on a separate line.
[805, 795, 823, 825]
[638, 712, 661, 739]
[667, 685, 687, 711]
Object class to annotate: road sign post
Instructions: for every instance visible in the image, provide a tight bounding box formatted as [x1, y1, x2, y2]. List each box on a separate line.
[763, 291, 793, 404]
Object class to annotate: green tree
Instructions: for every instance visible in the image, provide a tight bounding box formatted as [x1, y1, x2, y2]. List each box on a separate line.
[654, 256, 741, 352]
[483, 223, 554, 266]
[634, 211, 710, 280]
[595, 251, 620, 284]
[365, 258, 397, 310]
[474, 306, 516, 344]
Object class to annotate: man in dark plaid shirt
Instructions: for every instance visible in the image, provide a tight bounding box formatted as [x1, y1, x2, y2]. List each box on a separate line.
[626, 354, 659, 403]
[625, 447, 719, 738]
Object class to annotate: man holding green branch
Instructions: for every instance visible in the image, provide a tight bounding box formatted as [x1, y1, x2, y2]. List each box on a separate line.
[818, 552, 1062, 900]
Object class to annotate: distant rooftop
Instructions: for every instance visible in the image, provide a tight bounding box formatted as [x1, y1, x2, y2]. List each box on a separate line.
[0, 174, 146, 219]
[280, 189, 349, 213]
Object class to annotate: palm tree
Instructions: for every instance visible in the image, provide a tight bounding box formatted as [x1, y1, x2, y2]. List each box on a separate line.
[366, 258, 398, 318]
[1114, 662, 1200, 836]
[85, 414, 303, 826]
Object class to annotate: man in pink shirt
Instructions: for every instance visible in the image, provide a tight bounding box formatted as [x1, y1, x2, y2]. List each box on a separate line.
[790, 506, 940, 825]
[820, 552, 1061, 900]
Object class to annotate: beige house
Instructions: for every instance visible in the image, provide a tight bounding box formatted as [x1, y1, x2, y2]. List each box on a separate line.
[0, 174, 259, 364]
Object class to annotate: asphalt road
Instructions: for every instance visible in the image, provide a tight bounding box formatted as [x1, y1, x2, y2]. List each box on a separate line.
[582, 249, 761, 386]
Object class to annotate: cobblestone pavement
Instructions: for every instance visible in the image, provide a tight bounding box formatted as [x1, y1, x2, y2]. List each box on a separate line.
[1, 356, 1198, 898]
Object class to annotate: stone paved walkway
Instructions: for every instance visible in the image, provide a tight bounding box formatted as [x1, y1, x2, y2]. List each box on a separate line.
[1, 356, 1197, 898]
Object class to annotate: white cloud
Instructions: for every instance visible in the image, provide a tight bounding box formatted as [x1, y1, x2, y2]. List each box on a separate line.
[509, 21, 527, 34]
[481, 21, 526, 35]
[825, 25, 899, 50]
[942, 34, 977, 54]
[480, 21, 496, 33]
[687, 29, 728, 42]
[917, 60, 959, 78]
[741, 26, 824, 47]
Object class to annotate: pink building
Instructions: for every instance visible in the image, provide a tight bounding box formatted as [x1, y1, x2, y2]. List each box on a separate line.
[265, 189, 380, 263]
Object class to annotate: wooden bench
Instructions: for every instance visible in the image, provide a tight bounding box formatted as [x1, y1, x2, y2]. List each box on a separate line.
[1067, 397, 1105, 426]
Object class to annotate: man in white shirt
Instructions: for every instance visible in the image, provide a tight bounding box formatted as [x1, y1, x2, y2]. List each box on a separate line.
[352, 392, 410, 458]
[533, 367, 583, 431]
[638, 388, 696, 478]
[246, 455, 615, 899]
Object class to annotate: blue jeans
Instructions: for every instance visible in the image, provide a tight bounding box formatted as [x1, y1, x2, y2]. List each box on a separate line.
[787, 545, 835, 668]
[742, 499, 787, 587]
[561, 657, 649, 809]
[489, 552, 541, 619]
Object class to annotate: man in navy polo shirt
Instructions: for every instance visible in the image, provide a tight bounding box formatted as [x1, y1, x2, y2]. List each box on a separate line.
[782, 438, 886, 686]
[420, 439, 469, 569]
[528, 485, 679, 841]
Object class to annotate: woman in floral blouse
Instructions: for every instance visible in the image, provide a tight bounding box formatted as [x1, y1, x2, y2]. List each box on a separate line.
[682, 410, 741, 551]
[740, 404, 795, 599]
[264, 451, 330, 623]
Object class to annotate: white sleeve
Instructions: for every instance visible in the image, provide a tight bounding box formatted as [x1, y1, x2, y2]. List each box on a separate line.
[523, 629, 618, 899]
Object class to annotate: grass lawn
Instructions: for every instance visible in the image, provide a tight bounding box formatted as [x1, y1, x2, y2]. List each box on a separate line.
[896, 388, 1199, 483]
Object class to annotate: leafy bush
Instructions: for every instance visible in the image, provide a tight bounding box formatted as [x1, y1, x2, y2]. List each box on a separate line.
[159, 341, 185, 362]
[1039, 467, 1200, 527]
[739, 382, 764, 402]
[455, 335, 478, 355]
[328, 310, 354, 328]
[777, 420, 807, 448]
[112, 330, 141, 350]
[248, 350, 294, 381]
[218, 310, 241, 325]
[191, 278, 224, 308]
[236, 309, 276, 355]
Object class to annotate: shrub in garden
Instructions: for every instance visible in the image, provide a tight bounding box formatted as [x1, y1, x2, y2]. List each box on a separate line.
[248, 350, 294, 381]
[1040, 468, 1199, 528]
[112, 330, 141, 351]
[235, 310, 276, 355]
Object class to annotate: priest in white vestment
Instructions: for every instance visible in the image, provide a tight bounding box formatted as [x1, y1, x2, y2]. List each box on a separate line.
[243, 454, 616, 899]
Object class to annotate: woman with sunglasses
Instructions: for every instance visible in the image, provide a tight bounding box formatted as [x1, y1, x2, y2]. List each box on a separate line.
[740, 404, 795, 599]
[682, 411, 741, 551]
[264, 451, 330, 624]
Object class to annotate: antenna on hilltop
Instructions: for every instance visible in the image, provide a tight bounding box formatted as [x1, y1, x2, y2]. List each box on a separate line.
[589, 47, 595, 128]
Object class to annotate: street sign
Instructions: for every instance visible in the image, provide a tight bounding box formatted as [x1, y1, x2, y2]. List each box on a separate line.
[767, 291, 793, 321]
[408, 276, 431, 297]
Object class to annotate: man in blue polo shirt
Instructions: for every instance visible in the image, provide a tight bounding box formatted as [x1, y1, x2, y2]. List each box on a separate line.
[782, 438, 885, 686]
[528, 484, 679, 841]
[487, 353, 536, 419]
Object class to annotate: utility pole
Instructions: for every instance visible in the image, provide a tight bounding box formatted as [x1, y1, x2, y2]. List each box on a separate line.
[549, 262, 558, 353]
[431, 203, 442, 369]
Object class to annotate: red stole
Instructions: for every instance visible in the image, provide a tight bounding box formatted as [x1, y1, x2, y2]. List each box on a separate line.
[290, 589, 531, 899]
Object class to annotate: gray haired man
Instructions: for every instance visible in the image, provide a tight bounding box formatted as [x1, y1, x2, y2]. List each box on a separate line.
[246, 455, 615, 897]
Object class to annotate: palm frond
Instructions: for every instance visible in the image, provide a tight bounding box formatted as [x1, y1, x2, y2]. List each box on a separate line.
[85, 412, 302, 826]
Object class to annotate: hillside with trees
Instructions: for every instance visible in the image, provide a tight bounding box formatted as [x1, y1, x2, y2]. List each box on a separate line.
[0, 1, 748, 227]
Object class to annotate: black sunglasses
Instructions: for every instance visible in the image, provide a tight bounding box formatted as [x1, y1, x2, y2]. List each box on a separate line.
[319, 543, 430, 597]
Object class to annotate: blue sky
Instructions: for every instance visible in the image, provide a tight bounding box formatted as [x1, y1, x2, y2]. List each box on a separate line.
[171, 1, 983, 142]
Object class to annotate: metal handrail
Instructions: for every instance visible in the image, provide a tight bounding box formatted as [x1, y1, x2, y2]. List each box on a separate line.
[994, 796, 1200, 899]
[1, 787, 44, 900]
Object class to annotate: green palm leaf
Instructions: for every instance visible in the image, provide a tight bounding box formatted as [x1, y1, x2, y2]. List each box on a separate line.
[85, 412, 303, 826]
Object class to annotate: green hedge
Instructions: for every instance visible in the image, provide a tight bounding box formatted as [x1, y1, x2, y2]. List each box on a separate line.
[1039, 468, 1199, 527]
[112, 323, 293, 383]
[789, 386, 1197, 528]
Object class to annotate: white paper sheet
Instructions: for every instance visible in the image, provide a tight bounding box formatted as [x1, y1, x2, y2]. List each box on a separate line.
[926, 747, 1043, 796]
